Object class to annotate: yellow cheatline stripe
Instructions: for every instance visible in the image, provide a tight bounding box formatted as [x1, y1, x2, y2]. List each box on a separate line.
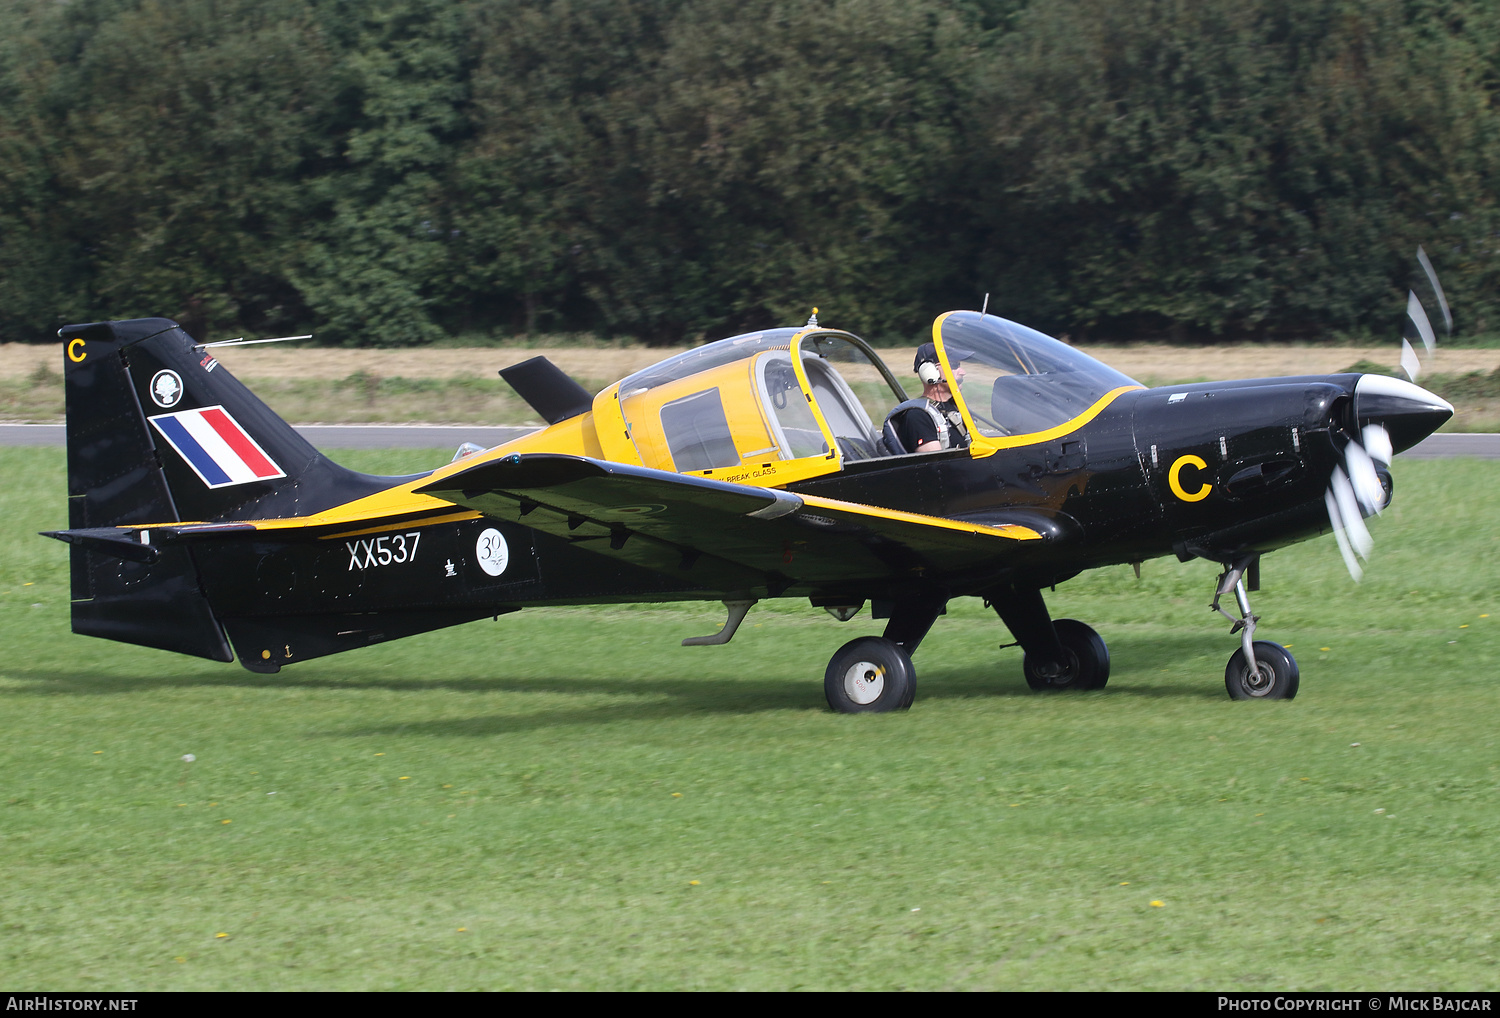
[237, 498, 447, 532]
[321, 510, 483, 540]
[148, 507, 484, 537]
[796, 492, 1042, 541]
[182, 501, 475, 535]
[971, 386, 1142, 453]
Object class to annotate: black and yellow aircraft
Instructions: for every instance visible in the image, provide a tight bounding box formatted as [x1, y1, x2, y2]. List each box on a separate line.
[46, 306, 1452, 710]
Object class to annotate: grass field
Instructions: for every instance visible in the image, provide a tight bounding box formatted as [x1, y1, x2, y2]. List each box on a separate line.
[1, 447, 1497, 990]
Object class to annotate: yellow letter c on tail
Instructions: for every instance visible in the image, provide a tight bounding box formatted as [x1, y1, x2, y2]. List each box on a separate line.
[67, 338, 87, 362]
[1168, 454, 1212, 502]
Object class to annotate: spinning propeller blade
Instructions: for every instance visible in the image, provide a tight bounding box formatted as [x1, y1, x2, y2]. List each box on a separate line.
[1407, 291, 1438, 357]
[1325, 249, 1447, 580]
[1324, 423, 1392, 579]
[1400, 338, 1422, 382]
[1402, 246, 1452, 383]
[1417, 245, 1452, 334]
[1344, 438, 1385, 516]
[1324, 487, 1364, 582]
[1361, 423, 1393, 467]
[1329, 466, 1373, 561]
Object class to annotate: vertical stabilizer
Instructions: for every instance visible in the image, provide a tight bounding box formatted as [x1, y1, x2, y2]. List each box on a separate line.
[56, 317, 414, 661]
[61, 319, 233, 660]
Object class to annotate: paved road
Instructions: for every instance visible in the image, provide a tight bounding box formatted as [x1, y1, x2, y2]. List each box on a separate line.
[2, 423, 1497, 457]
[0, 423, 539, 449]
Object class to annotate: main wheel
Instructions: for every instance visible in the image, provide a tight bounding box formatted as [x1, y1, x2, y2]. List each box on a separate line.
[1022, 618, 1110, 691]
[1225, 641, 1300, 700]
[824, 637, 916, 713]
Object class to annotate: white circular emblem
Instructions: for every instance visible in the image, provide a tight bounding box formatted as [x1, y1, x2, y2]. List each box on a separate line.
[150, 369, 184, 408]
[475, 528, 509, 577]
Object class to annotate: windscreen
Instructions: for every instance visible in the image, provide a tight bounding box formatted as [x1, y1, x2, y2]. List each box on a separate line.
[938, 311, 1140, 438]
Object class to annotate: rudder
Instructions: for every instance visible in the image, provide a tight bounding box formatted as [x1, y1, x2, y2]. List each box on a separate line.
[56, 317, 410, 662]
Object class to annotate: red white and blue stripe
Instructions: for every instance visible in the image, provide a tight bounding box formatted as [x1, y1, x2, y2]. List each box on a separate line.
[148, 405, 285, 489]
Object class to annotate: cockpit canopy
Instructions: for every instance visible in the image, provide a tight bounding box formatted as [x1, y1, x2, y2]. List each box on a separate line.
[935, 311, 1140, 438]
[596, 312, 1140, 484]
[615, 328, 909, 480]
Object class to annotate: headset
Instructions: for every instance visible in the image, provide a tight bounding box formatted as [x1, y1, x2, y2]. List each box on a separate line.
[917, 358, 943, 385]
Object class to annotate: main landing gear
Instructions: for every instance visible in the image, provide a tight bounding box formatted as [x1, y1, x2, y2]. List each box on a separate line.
[820, 586, 1112, 711]
[822, 593, 944, 713]
[1212, 555, 1300, 700]
[988, 585, 1110, 692]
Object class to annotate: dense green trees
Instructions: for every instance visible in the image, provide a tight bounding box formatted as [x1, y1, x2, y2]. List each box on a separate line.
[2, 0, 1497, 345]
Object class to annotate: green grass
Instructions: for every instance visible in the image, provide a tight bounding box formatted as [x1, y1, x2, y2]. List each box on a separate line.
[2, 448, 1497, 990]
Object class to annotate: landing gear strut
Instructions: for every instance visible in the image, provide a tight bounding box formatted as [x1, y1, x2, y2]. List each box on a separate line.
[1025, 618, 1110, 691]
[987, 585, 1109, 691]
[822, 593, 945, 713]
[1212, 555, 1299, 700]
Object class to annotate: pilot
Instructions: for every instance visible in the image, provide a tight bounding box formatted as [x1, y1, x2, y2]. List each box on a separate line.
[883, 343, 970, 454]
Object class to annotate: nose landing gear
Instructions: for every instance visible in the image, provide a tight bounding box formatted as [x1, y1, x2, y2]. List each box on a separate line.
[1212, 555, 1300, 700]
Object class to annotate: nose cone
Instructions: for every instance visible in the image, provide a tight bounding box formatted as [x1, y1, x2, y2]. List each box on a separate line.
[1354, 375, 1453, 453]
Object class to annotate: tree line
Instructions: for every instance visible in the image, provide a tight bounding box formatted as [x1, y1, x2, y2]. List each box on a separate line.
[2, 0, 1498, 346]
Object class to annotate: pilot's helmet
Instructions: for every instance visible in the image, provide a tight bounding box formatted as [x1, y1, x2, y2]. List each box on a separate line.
[914, 342, 970, 385]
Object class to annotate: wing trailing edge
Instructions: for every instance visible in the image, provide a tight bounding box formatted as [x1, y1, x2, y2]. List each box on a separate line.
[414, 453, 1041, 589]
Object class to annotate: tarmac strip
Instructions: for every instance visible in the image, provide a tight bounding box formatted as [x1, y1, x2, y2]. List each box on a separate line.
[0, 423, 538, 450]
[1, 423, 1495, 457]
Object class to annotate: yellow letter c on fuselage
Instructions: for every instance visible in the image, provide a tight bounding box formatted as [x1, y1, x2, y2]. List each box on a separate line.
[1168, 454, 1212, 502]
[67, 338, 87, 363]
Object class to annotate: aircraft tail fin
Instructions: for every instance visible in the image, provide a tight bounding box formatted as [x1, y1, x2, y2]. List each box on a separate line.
[54, 317, 407, 661]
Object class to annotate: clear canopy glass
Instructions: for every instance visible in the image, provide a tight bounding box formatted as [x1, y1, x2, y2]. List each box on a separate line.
[617, 329, 803, 400]
[615, 327, 907, 474]
[937, 311, 1140, 438]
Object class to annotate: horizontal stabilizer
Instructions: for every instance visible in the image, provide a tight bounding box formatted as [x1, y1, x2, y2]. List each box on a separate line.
[41, 527, 160, 563]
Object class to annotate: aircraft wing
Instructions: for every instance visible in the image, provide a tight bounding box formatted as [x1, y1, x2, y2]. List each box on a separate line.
[414, 453, 1042, 591]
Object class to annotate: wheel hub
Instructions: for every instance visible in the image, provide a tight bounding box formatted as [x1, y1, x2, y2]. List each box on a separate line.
[843, 661, 886, 705]
[1041, 649, 1079, 687]
[1243, 661, 1276, 696]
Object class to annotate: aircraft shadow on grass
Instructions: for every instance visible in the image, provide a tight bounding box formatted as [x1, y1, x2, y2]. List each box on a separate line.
[5, 634, 1227, 736]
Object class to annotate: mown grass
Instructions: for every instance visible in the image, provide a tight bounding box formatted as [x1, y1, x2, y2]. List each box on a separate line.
[1, 448, 1497, 990]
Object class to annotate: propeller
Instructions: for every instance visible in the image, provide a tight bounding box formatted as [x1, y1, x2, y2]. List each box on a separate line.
[1400, 245, 1451, 384]
[1324, 419, 1395, 580]
[1325, 247, 1449, 580]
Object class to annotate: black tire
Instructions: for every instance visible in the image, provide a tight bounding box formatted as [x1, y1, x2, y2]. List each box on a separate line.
[1225, 641, 1300, 700]
[824, 637, 916, 713]
[1022, 618, 1110, 691]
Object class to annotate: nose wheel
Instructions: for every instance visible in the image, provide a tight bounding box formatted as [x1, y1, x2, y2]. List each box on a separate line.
[1225, 641, 1300, 700]
[1212, 555, 1299, 700]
